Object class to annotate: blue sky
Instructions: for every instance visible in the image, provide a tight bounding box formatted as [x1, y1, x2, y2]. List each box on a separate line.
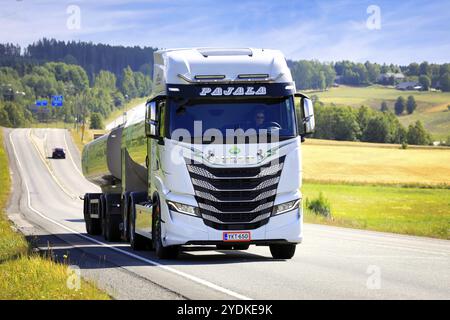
[1, 0, 449, 64]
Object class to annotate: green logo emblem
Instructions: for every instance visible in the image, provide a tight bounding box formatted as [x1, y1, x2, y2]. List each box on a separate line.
[229, 146, 241, 155]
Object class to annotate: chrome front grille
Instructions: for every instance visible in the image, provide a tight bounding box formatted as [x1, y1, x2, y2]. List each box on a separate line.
[186, 157, 285, 230]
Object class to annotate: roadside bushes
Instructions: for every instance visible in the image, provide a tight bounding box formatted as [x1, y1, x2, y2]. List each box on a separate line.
[305, 192, 332, 219]
[312, 103, 431, 145]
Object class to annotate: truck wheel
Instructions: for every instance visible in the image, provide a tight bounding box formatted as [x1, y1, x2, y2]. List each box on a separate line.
[269, 244, 296, 259]
[153, 202, 179, 259]
[103, 194, 121, 242]
[129, 199, 147, 250]
[85, 195, 101, 235]
[86, 218, 101, 235]
[105, 215, 121, 242]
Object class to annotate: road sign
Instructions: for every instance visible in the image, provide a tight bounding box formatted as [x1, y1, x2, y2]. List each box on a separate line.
[51, 95, 63, 107]
[36, 100, 48, 107]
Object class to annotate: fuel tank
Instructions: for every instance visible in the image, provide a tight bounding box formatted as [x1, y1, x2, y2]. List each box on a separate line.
[82, 126, 123, 187]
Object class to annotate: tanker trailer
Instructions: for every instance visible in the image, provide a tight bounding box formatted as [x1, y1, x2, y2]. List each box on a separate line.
[82, 47, 315, 259]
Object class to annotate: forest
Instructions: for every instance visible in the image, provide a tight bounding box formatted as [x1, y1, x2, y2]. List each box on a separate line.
[0, 39, 443, 144]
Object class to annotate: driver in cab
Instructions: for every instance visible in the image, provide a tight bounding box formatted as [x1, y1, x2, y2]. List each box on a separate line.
[254, 110, 266, 130]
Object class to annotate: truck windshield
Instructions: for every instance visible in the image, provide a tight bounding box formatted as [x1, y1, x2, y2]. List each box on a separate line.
[168, 97, 297, 143]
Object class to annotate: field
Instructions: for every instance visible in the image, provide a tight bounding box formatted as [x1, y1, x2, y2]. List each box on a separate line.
[0, 128, 109, 300]
[311, 85, 450, 140]
[302, 139, 450, 186]
[303, 183, 449, 239]
[302, 138, 450, 239]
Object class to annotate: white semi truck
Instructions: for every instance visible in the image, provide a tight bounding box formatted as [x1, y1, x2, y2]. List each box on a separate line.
[82, 48, 315, 259]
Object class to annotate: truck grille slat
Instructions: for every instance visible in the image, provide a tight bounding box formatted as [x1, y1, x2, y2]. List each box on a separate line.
[186, 156, 285, 230]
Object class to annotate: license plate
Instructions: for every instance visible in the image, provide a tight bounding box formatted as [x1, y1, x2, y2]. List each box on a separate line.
[223, 232, 251, 242]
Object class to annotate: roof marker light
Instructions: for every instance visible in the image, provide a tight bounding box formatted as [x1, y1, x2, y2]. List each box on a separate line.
[238, 74, 269, 79]
[194, 75, 226, 80]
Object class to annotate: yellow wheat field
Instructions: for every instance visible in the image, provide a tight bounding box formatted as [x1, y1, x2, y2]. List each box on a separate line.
[302, 139, 450, 186]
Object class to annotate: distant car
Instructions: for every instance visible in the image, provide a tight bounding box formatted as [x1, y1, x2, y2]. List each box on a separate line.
[52, 148, 66, 159]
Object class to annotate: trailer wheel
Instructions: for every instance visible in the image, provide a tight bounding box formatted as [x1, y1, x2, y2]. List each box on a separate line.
[85, 194, 101, 235]
[269, 244, 296, 259]
[103, 194, 121, 242]
[129, 197, 147, 250]
[153, 201, 179, 259]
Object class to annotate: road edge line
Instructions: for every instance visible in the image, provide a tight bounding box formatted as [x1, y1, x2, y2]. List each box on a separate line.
[9, 130, 252, 301]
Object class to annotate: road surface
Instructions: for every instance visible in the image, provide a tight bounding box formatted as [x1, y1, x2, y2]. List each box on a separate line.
[105, 102, 146, 131]
[4, 128, 450, 299]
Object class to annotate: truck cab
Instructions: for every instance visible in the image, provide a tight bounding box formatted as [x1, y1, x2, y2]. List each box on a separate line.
[82, 48, 315, 260]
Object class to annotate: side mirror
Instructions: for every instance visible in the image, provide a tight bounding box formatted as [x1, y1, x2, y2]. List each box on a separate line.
[294, 93, 315, 137]
[145, 101, 159, 138]
[302, 97, 315, 134]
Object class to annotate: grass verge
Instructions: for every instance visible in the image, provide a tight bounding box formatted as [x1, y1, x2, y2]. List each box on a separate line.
[70, 97, 147, 152]
[303, 182, 450, 239]
[0, 128, 110, 300]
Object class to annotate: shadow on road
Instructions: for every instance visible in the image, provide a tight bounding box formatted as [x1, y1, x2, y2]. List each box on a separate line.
[25, 232, 279, 271]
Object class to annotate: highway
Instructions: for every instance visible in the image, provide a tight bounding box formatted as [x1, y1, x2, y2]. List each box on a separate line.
[4, 128, 450, 300]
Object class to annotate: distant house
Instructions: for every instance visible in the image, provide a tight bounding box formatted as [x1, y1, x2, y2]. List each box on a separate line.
[396, 81, 422, 91]
[378, 72, 405, 83]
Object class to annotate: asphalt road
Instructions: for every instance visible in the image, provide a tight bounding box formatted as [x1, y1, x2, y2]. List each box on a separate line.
[5, 128, 450, 300]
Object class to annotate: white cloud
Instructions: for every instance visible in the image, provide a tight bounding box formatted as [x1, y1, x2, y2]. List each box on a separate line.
[0, 0, 448, 64]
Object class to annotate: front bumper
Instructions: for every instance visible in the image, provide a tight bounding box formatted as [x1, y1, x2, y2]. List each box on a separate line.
[160, 199, 303, 246]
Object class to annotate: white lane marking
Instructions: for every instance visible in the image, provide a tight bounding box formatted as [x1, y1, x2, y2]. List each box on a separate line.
[9, 130, 251, 301]
[62, 129, 84, 178]
[28, 129, 77, 200]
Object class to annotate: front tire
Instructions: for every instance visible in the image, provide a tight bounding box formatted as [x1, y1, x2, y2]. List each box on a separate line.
[269, 244, 296, 259]
[153, 201, 179, 259]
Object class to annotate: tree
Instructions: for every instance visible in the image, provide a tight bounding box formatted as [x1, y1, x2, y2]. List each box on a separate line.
[406, 96, 417, 114]
[362, 115, 390, 143]
[440, 73, 450, 92]
[407, 63, 420, 76]
[394, 96, 406, 115]
[380, 101, 388, 112]
[419, 75, 431, 91]
[120, 66, 137, 99]
[407, 121, 431, 145]
[89, 112, 104, 129]
[313, 105, 360, 141]
[419, 61, 430, 76]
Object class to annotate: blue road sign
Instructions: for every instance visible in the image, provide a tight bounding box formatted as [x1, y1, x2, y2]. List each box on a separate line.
[51, 95, 63, 107]
[36, 100, 48, 107]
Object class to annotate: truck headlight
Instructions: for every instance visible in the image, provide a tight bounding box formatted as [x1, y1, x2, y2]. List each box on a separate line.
[167, 201, 200, 217]
[272, 199, 300, 216]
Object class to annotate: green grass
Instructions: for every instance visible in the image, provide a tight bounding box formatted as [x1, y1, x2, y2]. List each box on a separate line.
[303, 182, 450, 239]
[312, 85, 450, 139]
[0, 128, 110, 300]
[69, 97, 147, 153]
[0, 256, 110, 300]
[104, 97, 147, 126]
[0, 129, 28, 262]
